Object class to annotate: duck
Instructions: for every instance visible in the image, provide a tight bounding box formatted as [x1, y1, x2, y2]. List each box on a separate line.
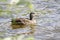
[11, 12, 37, 29]
[11, 12, 37, 26]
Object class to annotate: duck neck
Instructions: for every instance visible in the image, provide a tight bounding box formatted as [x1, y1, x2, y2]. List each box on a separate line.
[30, 14, 34, 20]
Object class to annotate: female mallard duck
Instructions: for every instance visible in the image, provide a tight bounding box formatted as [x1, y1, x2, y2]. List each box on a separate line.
[11, 12, 37, 29]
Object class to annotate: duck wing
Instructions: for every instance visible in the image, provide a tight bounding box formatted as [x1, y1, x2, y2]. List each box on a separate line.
[15, 18, 30, 25]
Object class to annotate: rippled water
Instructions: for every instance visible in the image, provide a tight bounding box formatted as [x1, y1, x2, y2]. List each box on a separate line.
[0, 0, 60, 40]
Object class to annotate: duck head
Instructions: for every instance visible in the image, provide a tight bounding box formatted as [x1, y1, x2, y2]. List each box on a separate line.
[30, 12, 37, 20]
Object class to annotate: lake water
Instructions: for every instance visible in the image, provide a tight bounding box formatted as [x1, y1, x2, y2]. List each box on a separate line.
[0, 0, 60, 40]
